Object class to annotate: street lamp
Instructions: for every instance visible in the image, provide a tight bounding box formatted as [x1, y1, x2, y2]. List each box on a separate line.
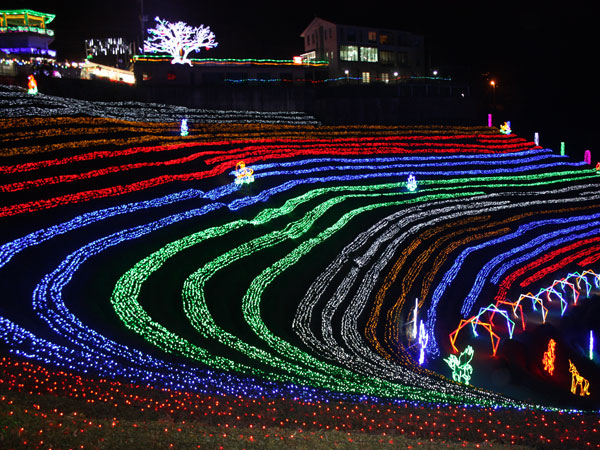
[344, 69, 349, 83]
[490, 80, 496, 108]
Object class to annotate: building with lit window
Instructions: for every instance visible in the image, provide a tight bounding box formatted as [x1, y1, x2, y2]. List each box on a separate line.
[0, 9, 56, 59]
[300, 17, 424, 83]
[85, 37, 134, 69]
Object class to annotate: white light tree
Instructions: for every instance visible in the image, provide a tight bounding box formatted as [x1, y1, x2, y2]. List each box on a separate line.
[143, 16, 218, 66]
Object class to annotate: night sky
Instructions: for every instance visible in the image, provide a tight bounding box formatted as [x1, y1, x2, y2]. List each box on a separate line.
[4, 0, 597, 158]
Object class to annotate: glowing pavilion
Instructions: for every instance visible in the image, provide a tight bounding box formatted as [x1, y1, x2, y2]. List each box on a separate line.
[0, 9, 56, 59]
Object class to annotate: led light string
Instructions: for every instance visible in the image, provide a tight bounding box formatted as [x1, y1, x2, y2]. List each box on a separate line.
[459, 215, 600, 316]
[3, 148, 568, 195]
[451, 268, 600, 356]
[116, 187, 506, 404]
[1, 137, 559, 217]
[0, 86, 320, 124]
[293, 188, 600, 386]
[13, 176, 516, 404]
[0, 116, 598, 415]
[425, 202, 600, 357]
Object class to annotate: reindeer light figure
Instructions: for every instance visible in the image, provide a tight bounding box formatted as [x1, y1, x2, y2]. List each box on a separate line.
[568, 359, 590, 396]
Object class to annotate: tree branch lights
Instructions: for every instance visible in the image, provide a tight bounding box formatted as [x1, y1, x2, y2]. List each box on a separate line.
[234, 161, 255, 184]
[144, 17, 217, 66]
[568, 360, 590, 396]
[444, 346, 474, 385]
[542, 339, 556, 376]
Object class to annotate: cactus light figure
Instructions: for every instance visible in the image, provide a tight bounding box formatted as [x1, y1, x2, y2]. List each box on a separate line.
[144, 17, 218, 66]
[418, 320, 428, 365]
[444, 345, 474, 384]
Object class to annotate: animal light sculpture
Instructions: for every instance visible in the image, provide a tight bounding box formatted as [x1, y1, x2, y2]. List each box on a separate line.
[144, 17, 218, 66]
[568, 360, 590, 396]
[444, 345, 474, 385]
[542, 338, 556, 376]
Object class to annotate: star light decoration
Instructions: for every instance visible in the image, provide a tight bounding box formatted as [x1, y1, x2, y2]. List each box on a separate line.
[143, 17, 218, 66]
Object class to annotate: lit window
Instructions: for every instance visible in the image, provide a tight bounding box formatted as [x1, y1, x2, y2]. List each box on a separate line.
[340, 45, 359, 62]
[360, 47, 378, 62]
[380, 51, 394, 64]
[381, 73, 389, 83]
[167, 72, 176, 80]
[368, 31, 377, 42]
[361, 72, 370, 83]
[379, 33, 391, 45]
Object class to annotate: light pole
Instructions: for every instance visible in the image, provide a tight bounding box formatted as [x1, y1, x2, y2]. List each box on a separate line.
[490, 80, 496, 109]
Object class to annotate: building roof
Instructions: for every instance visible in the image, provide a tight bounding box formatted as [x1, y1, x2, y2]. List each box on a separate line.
[0, 9, 55, 24]
[300, 16, 422, 38]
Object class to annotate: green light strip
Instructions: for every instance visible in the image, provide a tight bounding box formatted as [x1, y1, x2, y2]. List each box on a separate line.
[111, 171, 595, 406]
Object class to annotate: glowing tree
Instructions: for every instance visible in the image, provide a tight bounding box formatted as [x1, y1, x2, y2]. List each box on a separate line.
[144, 17, 218, 66]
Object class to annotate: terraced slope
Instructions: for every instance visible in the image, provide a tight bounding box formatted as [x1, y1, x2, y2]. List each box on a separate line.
[1, 88, 599, 443]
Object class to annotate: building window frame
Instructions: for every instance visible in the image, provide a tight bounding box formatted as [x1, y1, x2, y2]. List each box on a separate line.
[340, 45, 359, 62]
[359, 46, 378, 63]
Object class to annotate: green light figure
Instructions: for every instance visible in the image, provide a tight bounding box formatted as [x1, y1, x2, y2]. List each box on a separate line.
[444, 345, 474, 384]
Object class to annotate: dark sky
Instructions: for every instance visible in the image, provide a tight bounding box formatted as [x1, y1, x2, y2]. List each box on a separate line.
[5, 1, 597, 157]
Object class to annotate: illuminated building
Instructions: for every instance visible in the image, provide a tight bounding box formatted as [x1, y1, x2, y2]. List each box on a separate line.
[85, 37, 134, 69]
[0, 9, 56, 59]
[300, 17, 425, 83]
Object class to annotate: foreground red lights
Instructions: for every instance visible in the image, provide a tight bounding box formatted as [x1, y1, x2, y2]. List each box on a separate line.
[0, 356, 598, 448]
